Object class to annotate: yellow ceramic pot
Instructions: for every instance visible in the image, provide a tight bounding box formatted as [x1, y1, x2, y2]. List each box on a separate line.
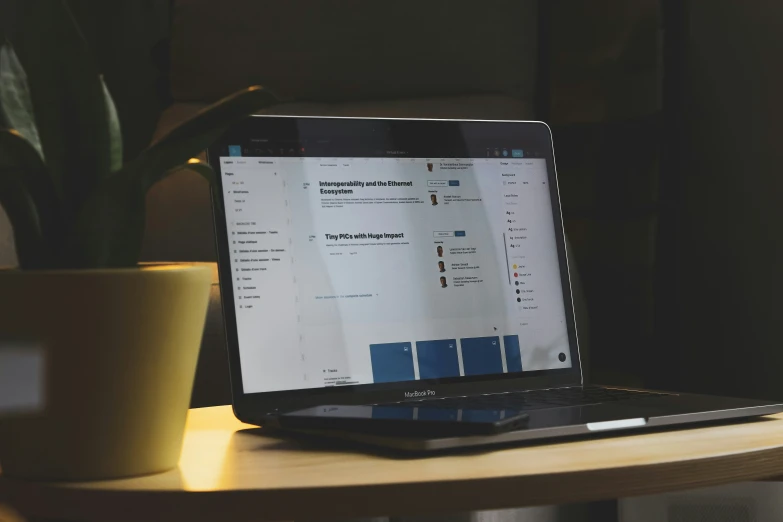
[0, 264, 211, 480]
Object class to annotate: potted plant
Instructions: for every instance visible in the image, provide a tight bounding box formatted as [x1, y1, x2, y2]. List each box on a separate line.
[0, 2, 276, 480]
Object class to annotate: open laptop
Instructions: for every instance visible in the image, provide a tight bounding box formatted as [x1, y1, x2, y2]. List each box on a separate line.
[207, 116, 782, 451]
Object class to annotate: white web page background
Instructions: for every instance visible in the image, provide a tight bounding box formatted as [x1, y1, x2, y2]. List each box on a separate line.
[221, 156, 571, 393]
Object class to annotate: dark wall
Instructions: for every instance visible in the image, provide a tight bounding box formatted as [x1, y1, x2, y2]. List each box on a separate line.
[0, 1, 170, 159]
[653, 1, 783, 399]
[0, 1, 667, 393]
[546, 0, 662, 386]
[67, 1, 171, 159]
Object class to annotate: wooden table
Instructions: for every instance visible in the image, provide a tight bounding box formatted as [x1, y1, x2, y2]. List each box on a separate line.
[3, 406, 783, 522]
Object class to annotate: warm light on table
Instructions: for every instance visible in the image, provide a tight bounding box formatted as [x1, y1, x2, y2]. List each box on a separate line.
[3, 406, 783, 522]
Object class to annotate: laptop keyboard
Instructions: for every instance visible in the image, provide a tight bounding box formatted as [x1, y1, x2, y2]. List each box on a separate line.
[386, 386, 669, 412]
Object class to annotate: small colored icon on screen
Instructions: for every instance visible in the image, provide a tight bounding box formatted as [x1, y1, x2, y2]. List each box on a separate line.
[228, 145, 242, 156]
[512, 149, 524, 158]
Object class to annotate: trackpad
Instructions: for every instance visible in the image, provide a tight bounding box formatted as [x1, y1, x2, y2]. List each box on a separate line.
[524, 399, 673, 430]
[587, 418, 647, 431]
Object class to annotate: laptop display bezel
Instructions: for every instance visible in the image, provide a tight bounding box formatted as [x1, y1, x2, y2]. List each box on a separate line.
[207, 116, 582, 421]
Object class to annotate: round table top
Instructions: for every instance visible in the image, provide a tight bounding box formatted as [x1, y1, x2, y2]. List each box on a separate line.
[3, 406, 783, 522]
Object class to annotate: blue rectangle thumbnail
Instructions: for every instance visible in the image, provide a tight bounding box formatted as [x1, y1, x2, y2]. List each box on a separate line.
[454, 230, 466, 237]
[228, 145, 242, 157]
[370, 342, 414, 384]
[504, 335, 523, 373]
[416, 339, 460, 379]
[460, 336, 503, 376]
[448, 180, 460, 186]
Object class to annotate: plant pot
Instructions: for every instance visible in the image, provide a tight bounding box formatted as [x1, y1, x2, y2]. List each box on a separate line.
[0, 264, 211, 480]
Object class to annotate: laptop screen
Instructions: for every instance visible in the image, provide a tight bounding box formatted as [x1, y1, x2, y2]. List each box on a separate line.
[212, 117, 575, 395]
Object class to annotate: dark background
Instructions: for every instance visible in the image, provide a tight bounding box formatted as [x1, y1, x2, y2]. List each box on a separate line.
[2, 0, 782, 404]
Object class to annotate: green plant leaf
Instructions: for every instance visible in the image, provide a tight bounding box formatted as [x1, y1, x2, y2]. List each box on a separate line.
[122, 86, 277, 185]
[102, 78, 122, 172]
[0, 129, 61, 252]
[64, 175, 145, 269]
[12, 0, 111, 215]
[0, 44, 44, 160]
[0, 175, 47, 268]
[55, 86, 275, 269]
[0, 132, 52, 268]
[67, 162, 220, 269]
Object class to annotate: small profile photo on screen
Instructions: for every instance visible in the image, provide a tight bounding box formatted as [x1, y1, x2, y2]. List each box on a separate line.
[440, 276, 448, 288]
[431, 194, 438, 206]
[438, 261, 446, 273]
[427, 162, 433, 172]
[436, 245, 444, 257]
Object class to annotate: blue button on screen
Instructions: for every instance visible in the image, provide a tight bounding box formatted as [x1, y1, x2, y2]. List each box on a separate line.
[228, 145, 242, 157]
[454, 231, 466, 237]
[448, 180, 460, 186]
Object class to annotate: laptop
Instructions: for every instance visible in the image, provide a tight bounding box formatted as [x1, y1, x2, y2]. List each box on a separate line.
[207, 116, 782, 451]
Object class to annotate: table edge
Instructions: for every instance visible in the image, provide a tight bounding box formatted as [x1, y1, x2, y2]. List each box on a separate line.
[3, 443, 783, 522]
